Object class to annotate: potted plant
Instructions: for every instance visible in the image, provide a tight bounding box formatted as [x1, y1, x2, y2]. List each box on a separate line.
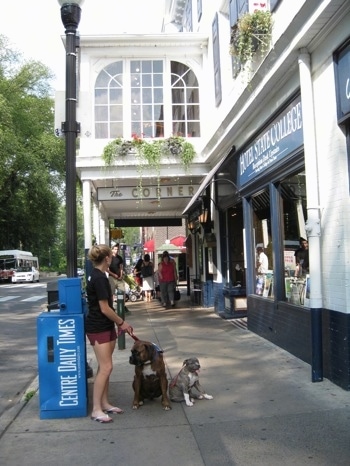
[162, 136, 196, 171]
[102, 137, 138, 164]
[230, 10, 272, 65]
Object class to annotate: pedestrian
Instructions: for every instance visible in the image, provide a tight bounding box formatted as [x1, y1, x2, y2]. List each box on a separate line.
[154, 269, 161, 300]
[256, 246, 268, 274]
[158, 250, 178, 307]
[85, 244, 134, 424]
[108, 243, 125, 297]
[294, 237, 309, 276]
[141, 254, 154, 302]
[133, 257, 143, 288]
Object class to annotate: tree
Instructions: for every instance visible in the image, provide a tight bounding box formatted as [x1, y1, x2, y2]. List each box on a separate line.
[0, 35, 66, 264]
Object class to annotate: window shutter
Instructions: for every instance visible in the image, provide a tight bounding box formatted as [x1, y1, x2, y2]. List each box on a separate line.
[212, 13, 222, 107]
[184, 0, 193, 32]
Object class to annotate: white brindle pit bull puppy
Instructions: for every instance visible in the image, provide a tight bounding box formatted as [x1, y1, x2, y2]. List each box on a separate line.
[169, 357, 214, 407]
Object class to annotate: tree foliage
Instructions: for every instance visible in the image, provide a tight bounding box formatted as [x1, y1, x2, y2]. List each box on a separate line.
[0, 35, 66, 267]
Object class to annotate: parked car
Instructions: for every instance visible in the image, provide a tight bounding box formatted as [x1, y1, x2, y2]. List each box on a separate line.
[11, 266, 40, 283]
[77, 268, 84, 276]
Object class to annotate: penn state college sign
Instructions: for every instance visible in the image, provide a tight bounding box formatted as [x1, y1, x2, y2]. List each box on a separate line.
[238, 95, 304, 187]
[97, 184, 198, 201]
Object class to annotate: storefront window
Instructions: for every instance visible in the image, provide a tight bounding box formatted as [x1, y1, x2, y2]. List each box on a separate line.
[252, 189, 273, 298]
[228, 204, 245, 288]
[280, 171, 308, 305]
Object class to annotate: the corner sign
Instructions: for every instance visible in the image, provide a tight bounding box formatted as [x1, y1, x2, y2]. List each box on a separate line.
[97, 185, 198, 201]
[238, 96, 303, 187]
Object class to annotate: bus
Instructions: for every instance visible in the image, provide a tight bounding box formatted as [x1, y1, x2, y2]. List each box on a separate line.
[0, 250, 40, 283]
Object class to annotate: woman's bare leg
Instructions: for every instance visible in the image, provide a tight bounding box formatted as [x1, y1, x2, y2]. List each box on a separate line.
[91, 340, 114, 418]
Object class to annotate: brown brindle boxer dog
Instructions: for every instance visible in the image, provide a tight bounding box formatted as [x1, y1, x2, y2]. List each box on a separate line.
[129, 340, 171, 410]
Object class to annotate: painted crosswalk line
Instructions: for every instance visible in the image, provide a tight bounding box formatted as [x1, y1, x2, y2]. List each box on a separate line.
[0, 296, 21, 302]
[21, 295, 47, 302]
[0, 295, 46, 302]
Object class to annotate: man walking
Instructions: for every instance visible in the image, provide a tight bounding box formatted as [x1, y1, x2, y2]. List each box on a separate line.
[108, 243, 124, 296]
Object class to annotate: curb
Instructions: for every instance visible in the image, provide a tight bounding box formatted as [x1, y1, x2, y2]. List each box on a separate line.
[0, 376, 39, 440]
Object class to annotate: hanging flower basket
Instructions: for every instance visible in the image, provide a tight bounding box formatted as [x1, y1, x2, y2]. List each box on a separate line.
[102, 135, 196, 171]
[230, 10, 272, 64]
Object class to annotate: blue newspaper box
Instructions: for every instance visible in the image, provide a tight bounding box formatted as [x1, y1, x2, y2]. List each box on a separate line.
[58, 277, 87, 314]
[37, 277, 88, 419]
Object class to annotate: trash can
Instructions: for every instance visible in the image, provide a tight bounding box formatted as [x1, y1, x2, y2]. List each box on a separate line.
[47, 280, 59, 311]
[37, 278, 88, 419]
[191, 279, 202, 305]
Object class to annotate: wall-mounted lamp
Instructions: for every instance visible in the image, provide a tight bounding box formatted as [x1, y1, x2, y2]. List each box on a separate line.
[198, 208, 208, 224]
[188, 220, 200, 234]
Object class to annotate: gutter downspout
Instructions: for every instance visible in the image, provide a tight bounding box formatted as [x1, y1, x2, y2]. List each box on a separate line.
[298, 49, 323, 382]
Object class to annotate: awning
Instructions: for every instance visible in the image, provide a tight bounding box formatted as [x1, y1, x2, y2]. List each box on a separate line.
[169, 235, 186, 250]
[143, 239, 155, 252]
[182, 154, 229, 215]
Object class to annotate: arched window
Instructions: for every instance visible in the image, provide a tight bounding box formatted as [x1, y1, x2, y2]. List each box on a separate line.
[94, 59, 200, 139]
[95, 61, 123, 139]
[171, 61, 200, 137]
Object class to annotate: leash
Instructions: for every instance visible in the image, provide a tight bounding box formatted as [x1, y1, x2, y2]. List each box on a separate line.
[169, 364, 186, 388]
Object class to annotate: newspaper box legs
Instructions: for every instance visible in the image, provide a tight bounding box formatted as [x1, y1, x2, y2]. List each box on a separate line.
[37, 278, 88, 419]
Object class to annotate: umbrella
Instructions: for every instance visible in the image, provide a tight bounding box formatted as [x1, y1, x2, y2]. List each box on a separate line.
[169, 235, 186, 250]
[156, 242, 183, 255]
[143, 239, 155, 252]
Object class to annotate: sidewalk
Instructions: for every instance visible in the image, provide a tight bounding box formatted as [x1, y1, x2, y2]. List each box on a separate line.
[0, 293, 350, 466]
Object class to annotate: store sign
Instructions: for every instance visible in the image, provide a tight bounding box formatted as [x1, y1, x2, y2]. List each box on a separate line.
[335, 42, 350, 122]
[238, 96, 303, 187]
[98, 185, 198, 201]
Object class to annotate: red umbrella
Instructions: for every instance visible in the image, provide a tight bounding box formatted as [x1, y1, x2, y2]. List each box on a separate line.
[169, 235, 186, 250]
[143, 239, 155, 252]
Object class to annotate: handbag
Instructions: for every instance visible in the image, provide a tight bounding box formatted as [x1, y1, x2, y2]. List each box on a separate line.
[174, 286, 181, 301]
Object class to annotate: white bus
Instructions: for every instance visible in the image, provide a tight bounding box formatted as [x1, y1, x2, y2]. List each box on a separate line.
[0, 250, 40, 283]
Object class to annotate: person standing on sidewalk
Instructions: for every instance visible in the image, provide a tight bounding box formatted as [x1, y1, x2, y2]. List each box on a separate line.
[133, 257, 143, 288]
[108, 243, 124, 296]
[141, 254, 154, 302]
[158, 251, 178, 307]
[85, 244, 133, 424]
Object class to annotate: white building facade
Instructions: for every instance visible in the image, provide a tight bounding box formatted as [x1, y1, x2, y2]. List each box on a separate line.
[60, 0, 350, 390]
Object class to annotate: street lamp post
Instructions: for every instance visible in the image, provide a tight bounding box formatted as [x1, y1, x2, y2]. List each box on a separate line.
[58, 0, 84, 277]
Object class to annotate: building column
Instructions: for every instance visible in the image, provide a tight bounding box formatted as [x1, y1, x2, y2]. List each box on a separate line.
[298, 48, 323, 382]
[92, 202, 100, 244]
[82, 180, 92, 249]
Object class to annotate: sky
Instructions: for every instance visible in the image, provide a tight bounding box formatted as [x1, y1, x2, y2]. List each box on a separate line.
[1, 0, 164, 90]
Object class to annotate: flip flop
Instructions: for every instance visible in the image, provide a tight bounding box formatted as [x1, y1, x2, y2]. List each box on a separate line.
[91, 414, 113, 423]
[104, 406, 124, 414]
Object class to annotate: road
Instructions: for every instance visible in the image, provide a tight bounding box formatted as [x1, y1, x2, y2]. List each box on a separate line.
[0, 278, 54, 418]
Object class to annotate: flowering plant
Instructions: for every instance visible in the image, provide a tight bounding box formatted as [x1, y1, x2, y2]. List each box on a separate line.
[230, 10, 272, 64]
[102, 135, 196, 171]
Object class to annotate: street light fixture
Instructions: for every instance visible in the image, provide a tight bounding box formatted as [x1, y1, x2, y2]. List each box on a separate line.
[58, 0, 84, 277]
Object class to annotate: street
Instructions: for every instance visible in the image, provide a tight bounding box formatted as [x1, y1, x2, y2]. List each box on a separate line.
[0, 278, 53, 418]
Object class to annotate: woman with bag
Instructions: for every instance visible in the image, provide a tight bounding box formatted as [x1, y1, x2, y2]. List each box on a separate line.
[141, 254, 154, 302]
[158, 251, 178, 308]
